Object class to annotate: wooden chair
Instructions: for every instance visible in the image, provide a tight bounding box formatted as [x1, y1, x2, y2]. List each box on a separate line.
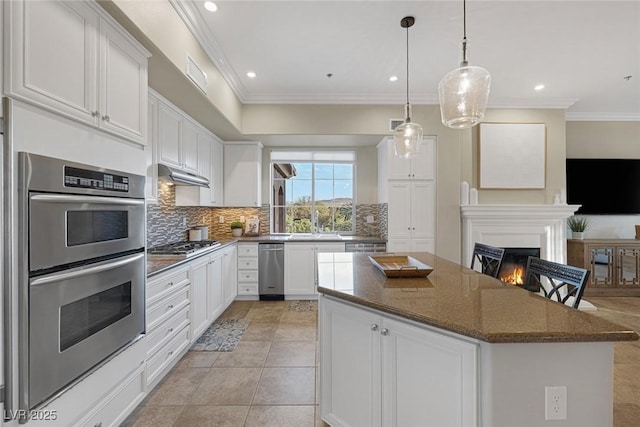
[522, 257, 590, 309]
[470, 243, 505, 278]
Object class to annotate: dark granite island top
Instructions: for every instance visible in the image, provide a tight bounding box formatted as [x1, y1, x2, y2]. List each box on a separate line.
[316, 252, 638, 344]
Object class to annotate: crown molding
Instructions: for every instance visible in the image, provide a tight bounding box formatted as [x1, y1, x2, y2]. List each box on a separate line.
[170, 0, 248, 102]
[565, 112, 640, 122]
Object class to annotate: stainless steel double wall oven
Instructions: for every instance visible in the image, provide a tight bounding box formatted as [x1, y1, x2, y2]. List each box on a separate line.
[17, 153, 146, 413]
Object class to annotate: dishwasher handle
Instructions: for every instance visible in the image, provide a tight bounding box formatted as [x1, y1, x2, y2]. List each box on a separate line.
[260, 248, 284, 252]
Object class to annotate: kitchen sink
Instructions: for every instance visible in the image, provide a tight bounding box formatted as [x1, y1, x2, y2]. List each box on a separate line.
[286, 233, 343, 240]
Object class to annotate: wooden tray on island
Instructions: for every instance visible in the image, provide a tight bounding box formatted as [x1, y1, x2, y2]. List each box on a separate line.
[368, 255, 433, 278]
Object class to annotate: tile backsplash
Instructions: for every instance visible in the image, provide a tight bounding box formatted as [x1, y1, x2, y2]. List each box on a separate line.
[147, 182, 387, 247]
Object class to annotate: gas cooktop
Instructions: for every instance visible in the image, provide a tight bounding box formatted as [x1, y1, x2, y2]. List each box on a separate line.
[148, 240, 221, 257]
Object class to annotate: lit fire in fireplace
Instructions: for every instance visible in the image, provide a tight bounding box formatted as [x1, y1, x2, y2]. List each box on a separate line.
[500, 266, 525, 285]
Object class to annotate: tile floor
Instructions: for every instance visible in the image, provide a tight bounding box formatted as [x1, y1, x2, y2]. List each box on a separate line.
[123, 297, 640, 427]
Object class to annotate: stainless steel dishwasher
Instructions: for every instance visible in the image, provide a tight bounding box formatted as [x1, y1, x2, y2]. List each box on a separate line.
[259, 243, 285, 300]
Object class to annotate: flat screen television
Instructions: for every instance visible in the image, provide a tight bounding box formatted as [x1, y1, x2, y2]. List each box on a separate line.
[566, 158, 640, 214]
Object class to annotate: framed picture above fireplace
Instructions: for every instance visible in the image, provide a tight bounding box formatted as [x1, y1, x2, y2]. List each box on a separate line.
[479, 123, 546, 189]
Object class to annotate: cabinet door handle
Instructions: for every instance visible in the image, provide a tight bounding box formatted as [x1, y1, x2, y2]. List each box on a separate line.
[167, 328, 174, 333]
[94, 423, 102, 427]
[91, 111, 100, 117]
[168, 350, 174, 356]
[370, 324, 379, 332]
[380, 328, 390, 336]
[102, 115, 110, 122]
[167, 304, 174, 310]
[167, 281, 174, 287]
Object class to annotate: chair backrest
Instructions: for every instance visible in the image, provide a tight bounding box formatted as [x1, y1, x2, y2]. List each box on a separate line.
[470, 243, 505, 278]
[523, 257, 590, 309]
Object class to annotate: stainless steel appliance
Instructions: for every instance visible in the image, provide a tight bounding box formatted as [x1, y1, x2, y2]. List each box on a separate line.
[148, 240, 221, 258]
[258, 243, 284, 300]
[344, 242, 387, 253]
[18, 153, 146, 415]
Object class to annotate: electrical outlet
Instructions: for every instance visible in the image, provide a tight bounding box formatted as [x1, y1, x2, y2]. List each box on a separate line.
[545, 386, 567, 420]
[182, 217, 187, 227]
[218, 215, 224, 223]
[366, 215, 375, 224]
[240, 215, 245, 222]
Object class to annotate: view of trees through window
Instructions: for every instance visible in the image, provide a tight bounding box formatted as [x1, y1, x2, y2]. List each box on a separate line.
[272, 162, 354, 234]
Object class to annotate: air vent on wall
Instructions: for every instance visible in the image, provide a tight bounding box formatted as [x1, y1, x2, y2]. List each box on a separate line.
[186, 55, 207, 94]
[389, 119, 404, 132]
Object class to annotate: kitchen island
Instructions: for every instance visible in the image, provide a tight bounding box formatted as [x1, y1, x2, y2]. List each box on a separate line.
[316, 252, 638, 427]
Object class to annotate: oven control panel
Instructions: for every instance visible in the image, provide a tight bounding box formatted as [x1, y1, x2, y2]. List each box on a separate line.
[64, 166, 129, 192]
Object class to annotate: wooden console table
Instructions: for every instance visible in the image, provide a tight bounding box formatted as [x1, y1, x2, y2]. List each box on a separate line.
[567, 239, 640, 296]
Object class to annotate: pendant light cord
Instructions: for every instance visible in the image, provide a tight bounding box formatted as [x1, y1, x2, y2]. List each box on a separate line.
[461, 0, 468, 66]
[405, 22, 411, 122]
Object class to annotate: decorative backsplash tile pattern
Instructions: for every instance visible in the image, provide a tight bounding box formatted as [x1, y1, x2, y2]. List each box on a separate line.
[147, 182, 271, 247]
[147, 183, 388, 247]
[355, 204, 385, 237]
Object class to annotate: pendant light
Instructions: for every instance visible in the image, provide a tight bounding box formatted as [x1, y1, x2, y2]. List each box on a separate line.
[438, 0, 491, 129]
[393, 16, 423, 159]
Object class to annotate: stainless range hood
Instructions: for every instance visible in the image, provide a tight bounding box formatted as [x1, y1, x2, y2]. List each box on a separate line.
[158, 164, 210, 188]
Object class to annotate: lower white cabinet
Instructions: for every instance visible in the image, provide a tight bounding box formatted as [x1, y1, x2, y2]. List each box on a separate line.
[145, 265, 191, 389]
[237, 242, 259, 297]
[208, 250, 225, 321]
[320, 296, 478, 427]
[190, 256, 210, 339]
[222, 244, 238, 306]
[285, 243, 344, 296]
[387, 239, 435, 253]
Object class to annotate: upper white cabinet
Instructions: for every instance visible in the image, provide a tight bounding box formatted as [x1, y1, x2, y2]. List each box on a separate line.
[383, 137, 435, 180]
[224, 142, 263, 207]
[157, 101, 199, 174]
[175, 130, 224, 207]
[378, 136, 437, 253]
[5, 0, 150, 145]
[145, 92, 158, 203]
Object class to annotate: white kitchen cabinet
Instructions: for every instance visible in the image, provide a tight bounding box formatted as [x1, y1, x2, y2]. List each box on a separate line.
[190, 256, 210, 339]
[387, 181, 435, 247]
[175, 130, 224, 207]
[285, 242, 344, 296]
[382, 137, 435, 180]
[145, 92, 159, 203]
[157, 100, 199, 174]
[208, 250, 225, 321]
[379, 137, 436, 253]
[222, 244, 238, 307]
[320, 296, 478, 427]
[224, 142, 263, 207]
[237, 243, 259, 297]
[5, 0, 149, 145]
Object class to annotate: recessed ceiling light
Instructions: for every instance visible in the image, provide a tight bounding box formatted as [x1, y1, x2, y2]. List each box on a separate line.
[204, 1, 218, 12]
[246, 71, 257, 79]
[389, 76, 399, 82]
[534, 84, 545, 91]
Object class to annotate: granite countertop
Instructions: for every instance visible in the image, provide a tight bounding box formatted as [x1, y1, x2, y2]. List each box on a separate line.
[147, 235, 386, 277]
[316, 252, 640, 344]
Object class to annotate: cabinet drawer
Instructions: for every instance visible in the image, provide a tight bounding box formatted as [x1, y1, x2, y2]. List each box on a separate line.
[238, 284, 258, 295]
[80, 365, 145, 427]
[146, 305, 190, 359]
[238, 270, 258, 282]
[238, 245, 258, 257]
[147, 268, 189, 305]
[238, 257, 258, 270]
[146, 324, 190, 386]
[147, 285, 190, 330]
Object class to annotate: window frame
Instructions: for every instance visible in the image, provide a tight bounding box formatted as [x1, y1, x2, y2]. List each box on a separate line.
[270, 151, 356, 235]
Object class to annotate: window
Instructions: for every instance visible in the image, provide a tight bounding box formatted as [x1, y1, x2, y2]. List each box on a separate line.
[271, 151, 355, 234]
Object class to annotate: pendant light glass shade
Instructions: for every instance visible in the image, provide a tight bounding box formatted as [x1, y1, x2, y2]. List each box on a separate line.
[438, 64, 491, 129]
[393, 120, 423, 159]
[393, 16, 422, 159]
[438, 0, 491, 129]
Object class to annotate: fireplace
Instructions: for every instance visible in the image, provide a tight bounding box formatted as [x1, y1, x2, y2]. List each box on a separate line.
[498, 247, 541, 287]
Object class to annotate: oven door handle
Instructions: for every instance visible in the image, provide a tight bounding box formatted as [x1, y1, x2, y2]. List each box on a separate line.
[30, 194, 145, 206]
[31, 253, 145, 286]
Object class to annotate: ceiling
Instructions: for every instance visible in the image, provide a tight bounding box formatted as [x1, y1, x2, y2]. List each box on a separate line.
[174, 0, 640, 121]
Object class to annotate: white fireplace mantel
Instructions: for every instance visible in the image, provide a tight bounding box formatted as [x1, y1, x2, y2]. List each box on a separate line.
[461, 204, 581, 267]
